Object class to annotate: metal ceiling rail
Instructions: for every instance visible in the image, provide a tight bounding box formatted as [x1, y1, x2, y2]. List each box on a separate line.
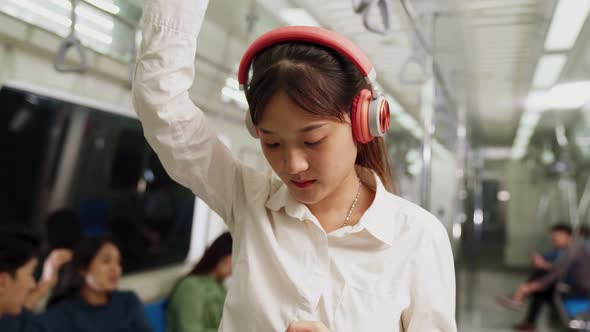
[399, 0, 456, 109]
[79, 0, 236, 80]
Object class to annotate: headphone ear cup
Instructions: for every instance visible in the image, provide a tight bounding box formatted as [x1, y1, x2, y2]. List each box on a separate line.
[351, 89, 373, 143]
[368, 95, 391, 137]
[244, 112, 258, 138]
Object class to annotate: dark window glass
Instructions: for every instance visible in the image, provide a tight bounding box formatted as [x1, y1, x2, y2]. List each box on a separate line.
[0, 88, 61, 227]
[1, 87, 194, 273]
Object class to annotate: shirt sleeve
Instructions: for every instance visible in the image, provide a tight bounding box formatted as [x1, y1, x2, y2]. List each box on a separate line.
[401, 219, 458, 332]
[132, 0, 255, 231]
[167, 279, 219, 332]
[536, 243, 582, 290]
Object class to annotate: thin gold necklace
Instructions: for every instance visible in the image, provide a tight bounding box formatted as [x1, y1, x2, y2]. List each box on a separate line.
[343, 177, 361, 227]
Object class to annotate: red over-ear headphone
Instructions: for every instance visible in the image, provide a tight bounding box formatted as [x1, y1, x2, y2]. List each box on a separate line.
[237, 26, 391, 144]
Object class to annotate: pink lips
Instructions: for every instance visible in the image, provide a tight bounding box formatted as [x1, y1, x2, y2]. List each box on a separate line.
[291, 180, 316, 189]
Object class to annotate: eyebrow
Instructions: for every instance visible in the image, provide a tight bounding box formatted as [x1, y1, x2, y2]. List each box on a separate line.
[259, 123, 327, 135]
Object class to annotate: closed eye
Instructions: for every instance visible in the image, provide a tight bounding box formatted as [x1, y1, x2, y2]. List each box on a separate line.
[264, 143, 280, 149]
[304, 139, 324, 147]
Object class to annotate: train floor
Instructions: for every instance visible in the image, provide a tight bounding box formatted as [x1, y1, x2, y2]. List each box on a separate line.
[457, 267, 566, 331]
[456, 227, 569, 332]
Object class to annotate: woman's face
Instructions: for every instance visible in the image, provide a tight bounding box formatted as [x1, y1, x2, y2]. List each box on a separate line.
[216, 255, 233, 279]
[257, 91, 358, 205]
[82, 243, 122, 293]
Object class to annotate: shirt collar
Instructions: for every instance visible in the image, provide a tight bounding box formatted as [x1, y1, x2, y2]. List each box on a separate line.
[265, 167, 400, 247]
[355, 168, 398, 247]
[265, 177, 315, 221]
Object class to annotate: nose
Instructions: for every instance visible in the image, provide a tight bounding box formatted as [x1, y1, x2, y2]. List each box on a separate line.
[283, 148, 308, 175]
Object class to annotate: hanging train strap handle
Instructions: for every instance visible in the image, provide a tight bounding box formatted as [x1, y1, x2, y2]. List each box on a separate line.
[54, 0, 89, 73]
[352, 0, 391, 35]
[362, 0, 391, 35]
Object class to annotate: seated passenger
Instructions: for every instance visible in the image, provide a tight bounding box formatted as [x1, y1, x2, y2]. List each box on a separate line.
[500, 225, 590, 331]
[0, 226, 72, 332]
[31, 209, 82, 310]
[530, 223, 572, 273]
[497, 224, 572, 308]
[38, 236, 152, 332]
[167, 232, 232, 332]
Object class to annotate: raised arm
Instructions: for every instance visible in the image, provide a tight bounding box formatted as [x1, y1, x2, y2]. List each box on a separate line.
[132, 0, 244, 226]
[24, 249, 73, 311]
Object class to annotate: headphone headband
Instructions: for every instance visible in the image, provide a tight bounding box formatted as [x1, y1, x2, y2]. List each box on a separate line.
[237, 26, 377, 91]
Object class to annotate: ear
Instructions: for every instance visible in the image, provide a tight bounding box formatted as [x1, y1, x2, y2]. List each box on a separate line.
[0, 272, 12, 291]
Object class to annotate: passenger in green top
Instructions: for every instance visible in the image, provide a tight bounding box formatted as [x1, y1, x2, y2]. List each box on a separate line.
[167, 232, 232, 332]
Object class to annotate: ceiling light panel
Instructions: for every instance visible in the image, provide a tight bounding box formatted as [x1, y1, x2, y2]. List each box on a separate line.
[545, 0, 590, 50]
[532, 54, 567, 88]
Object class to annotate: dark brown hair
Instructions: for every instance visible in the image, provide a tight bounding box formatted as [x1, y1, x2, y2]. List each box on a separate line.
[48, 236, 118, 306]
[188, 232, 232, 276]
[0, 225, 39, 277]
[244, 42, 394, 192]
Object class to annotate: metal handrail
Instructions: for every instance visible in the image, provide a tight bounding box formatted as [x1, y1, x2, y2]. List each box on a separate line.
[352, 0, 371, 13]
[399, 0, 455, 109]
[53, 0, 140, 81]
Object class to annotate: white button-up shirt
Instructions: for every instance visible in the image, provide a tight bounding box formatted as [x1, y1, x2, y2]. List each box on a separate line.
[133, 1, 457, 331]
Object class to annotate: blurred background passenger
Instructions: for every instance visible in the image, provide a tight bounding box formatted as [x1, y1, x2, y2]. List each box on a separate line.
[39, 236, 152, 332]
[0, 225, 71, 331]
[167, 232, 232, 332]
[500, 225, 590, 331]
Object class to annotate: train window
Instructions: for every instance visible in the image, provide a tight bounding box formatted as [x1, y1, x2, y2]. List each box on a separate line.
[1, 87, 195, 273]
[0, 88, 62, 227]
[0, 0, 141, 62]
[66, 108, 195, 272]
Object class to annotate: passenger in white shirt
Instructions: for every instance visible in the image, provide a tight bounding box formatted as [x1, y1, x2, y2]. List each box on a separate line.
[133, 0, 457, 331]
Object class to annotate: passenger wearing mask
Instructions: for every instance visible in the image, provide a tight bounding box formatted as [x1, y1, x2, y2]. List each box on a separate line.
[38, 236, 152, 332]
[0, 225, 72, 332]
[167, 232, 232, 332]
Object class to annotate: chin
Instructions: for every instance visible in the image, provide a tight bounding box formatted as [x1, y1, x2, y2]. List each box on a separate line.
[102, 284, 118, 292]
[290, 189, 324, 205]
[9, 306, 23, 315]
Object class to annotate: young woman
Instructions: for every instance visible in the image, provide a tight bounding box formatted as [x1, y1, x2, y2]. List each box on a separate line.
[167, 232, 232, 332]
[38, 237, 151, 332]
[133, 0, 457, 330]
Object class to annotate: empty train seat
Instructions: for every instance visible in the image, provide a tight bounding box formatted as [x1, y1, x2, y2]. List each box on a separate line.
[564, 299, 590, 317]
[144, 299, 168, 332]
